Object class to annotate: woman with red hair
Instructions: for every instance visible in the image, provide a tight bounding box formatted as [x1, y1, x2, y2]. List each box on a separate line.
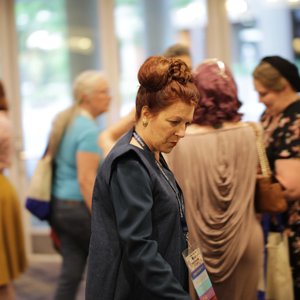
[167, 59, 264, 300]
[86, 56, 199, 300]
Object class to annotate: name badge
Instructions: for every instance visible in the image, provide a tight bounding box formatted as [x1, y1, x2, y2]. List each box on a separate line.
[182, 246, 217, 300]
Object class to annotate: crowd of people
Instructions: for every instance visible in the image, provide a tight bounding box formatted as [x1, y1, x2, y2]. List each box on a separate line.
[1, 43, 300, 300]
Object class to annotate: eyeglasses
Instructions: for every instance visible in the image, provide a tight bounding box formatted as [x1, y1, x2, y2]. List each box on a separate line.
[94, 89, 111, 97]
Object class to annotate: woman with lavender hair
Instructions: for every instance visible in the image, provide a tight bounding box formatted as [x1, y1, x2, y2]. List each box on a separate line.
[166, 59, 264, 300]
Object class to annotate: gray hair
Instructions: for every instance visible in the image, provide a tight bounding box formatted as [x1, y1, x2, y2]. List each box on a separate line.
[73, 70, 107, 103]
[47, 70, 106, 157]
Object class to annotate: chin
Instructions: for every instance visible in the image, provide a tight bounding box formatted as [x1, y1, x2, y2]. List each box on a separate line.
[162, 147, 174, 154]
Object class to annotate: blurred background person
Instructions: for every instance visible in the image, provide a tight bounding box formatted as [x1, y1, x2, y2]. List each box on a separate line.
[49, 70, 111, 300]
[86, 56, 199, 300]
[0, 80, 27, 300]
[98, 107, 136, 157]
[163, 43, 192, 70]
[253, 55, 300, 299]
[166, 59, 264, 300]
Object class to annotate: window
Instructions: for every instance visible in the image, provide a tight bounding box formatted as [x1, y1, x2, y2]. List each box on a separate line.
[114, 0, 206, 115]
[228, 0, 300, 120]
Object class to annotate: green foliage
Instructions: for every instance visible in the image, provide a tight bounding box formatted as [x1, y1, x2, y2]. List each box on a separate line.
[115, 0, 191, 7]
[172, 0, 191, 8]
[115, 0, 137, 6]
[15, 0, 66, 51]
[15, 0, 69, 105]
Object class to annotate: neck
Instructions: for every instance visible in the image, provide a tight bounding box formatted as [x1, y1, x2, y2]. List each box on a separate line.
[78, 106, 95, 119]
[274, 91, 298, 115]
[134, 125, 160, 160]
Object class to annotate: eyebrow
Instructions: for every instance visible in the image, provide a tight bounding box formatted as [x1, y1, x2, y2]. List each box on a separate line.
[258, 90, 268, 95]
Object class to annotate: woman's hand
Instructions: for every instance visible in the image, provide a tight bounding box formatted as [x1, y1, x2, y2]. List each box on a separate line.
[275, 158, 300, 201]
[98, 108, 136, 157]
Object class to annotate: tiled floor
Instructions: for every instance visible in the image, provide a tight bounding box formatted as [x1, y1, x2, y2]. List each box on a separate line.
[14, 255, 85, 300]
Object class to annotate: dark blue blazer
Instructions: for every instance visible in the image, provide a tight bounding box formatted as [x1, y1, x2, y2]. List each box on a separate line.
[86, 129, 191, 300]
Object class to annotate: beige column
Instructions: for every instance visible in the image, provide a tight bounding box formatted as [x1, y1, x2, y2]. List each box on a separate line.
[98, 0, 121, 124]
[206, 0, 231, 65]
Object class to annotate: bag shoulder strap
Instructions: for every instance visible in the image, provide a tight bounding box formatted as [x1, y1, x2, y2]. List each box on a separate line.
[248, 122, 272, 178]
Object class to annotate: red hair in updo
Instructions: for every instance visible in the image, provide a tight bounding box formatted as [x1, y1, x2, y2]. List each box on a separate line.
[192, 59, 242, 127]
[135, 56, 199, 119]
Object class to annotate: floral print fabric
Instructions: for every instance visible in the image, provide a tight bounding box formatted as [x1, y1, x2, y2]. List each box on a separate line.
[261, 101, 300, 170]
[261, 100, 300, 294]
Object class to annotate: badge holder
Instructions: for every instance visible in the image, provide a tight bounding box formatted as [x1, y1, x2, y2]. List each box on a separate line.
[182, 245, 217, 300]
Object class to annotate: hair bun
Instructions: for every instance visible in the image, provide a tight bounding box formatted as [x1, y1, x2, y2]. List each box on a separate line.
[168, 59, 192, 84]
[138, 56, 169, 92]
[138, 56, 192, 93]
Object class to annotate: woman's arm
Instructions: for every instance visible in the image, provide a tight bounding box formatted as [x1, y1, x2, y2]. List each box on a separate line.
[77, 151, 100, 211]
[275, 158, 300, 201]
[99, 108, 136, 157]
[110, 155, 190, 299]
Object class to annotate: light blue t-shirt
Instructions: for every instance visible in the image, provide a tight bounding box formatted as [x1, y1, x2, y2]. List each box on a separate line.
[52, 114, 102, 201]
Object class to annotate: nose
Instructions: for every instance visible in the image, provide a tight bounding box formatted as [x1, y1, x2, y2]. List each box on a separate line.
[105, 93, 112, 103]
[176, 124, 186, 138]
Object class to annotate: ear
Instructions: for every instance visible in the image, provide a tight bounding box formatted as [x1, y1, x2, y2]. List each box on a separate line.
[80, 93, 89, 104]
[282, 80, 293, 93]
[141, 106, 151, 120]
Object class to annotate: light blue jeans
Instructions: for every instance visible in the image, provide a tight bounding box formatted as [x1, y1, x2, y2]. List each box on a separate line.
[50, 197, 91, 300]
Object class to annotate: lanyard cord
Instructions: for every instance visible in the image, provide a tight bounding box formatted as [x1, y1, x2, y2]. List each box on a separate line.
[132, 130, 185, 220]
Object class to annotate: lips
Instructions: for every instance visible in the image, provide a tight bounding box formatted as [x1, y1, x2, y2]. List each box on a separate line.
[169, 142, 177, 147]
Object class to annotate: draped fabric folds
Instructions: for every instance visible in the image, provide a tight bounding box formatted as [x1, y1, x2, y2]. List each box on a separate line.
[167, 124, 259, 283]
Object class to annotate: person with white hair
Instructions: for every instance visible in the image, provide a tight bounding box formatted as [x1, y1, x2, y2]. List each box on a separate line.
[49, 70, 111, 300]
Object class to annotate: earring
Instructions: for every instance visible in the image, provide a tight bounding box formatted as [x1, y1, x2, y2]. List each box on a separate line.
[142, 119, 148, 127]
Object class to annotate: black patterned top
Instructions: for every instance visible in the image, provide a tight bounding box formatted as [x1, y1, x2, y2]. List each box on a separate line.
[261, 99, 300, 291]
[261, 100, 300, 171]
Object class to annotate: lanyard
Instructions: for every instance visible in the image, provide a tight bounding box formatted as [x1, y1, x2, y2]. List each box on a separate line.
[132, 130, 186, 222]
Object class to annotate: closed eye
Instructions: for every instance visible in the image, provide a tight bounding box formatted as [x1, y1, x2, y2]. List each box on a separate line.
[258, 91, 269, 97]
[168, 120, 181, 126]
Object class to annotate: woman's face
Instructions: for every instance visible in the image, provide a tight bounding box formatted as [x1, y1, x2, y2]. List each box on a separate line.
[143, 100, 195, 154]
[253, 79, 283, 113]
[86, 79, 111, 117]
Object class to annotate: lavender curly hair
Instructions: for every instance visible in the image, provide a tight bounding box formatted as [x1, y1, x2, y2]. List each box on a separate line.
[192, 59, 242, 127]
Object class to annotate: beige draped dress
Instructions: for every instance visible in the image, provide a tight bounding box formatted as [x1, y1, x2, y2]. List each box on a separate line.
[166, 123, 264, 300]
